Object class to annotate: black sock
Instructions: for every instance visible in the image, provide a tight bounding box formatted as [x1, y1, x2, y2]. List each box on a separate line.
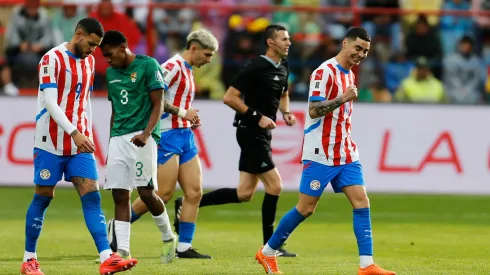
[199, 188, 240, 207]
[262, 193, 279, 245]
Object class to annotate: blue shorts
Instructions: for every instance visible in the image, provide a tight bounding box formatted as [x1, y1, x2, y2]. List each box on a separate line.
[299, 160, 364, 196]
[157, 128, 198, 165]
[33, 148, 98, 186]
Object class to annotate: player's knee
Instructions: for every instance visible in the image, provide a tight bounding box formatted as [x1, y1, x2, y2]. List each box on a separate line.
[351, 195, 370, 209]
[112, 189, 130, 204]
[296, 204, 316, 218]
[137, 188, 155, 204]
[183, 186, 202, 203]
[237, 189, 254, 202]
[155, 188, 174, 203]
[265, 183, 282, 196]
[35, 185, 55, 198]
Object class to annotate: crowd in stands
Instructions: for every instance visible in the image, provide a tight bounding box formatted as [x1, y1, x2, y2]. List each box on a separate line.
[0, 0, 489, 105]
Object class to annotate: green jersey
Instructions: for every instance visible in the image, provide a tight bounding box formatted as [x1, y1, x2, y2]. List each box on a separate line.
[107, 55, 165, 142]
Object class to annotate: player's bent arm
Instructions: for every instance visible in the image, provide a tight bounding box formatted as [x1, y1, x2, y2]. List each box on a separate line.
[144, 89, 164, 136]
[308, 97, 344, 119]
[44, 87, 78, 135]
[279, 90, 290, 114]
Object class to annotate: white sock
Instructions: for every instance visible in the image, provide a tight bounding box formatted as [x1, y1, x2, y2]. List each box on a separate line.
[261, 243, 277, 257]
[177, 242, 191, 252]
[360, 255, 374, 268]
[114, 220, 131, 253]
[152, 209, 175, 241]
[23, 251, 37, 262]
[99, 249, 112, 263]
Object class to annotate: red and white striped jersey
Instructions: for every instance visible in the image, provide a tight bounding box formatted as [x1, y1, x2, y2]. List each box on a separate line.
[160, 54, 195, 131]
[35, 43, 95, 156]
[302, 58, 359, 166]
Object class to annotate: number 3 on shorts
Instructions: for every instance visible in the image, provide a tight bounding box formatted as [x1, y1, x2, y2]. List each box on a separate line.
[120, 89, 128, 105]
[136, 161, 143, 177]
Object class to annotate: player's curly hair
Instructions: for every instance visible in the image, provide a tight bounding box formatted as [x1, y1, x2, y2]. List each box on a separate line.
[186, 29, 219, 52]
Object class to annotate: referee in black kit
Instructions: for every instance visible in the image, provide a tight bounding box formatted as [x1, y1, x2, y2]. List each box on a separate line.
[195, 24, 297, 257]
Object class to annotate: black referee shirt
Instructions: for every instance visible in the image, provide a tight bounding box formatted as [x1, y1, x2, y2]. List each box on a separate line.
[230, 55, 289, 128]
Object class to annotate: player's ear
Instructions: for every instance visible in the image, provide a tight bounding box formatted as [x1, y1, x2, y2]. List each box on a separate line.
[119, 43, 126, 52]
[191, 44, 198, 53]
[75, 29, 83, 40]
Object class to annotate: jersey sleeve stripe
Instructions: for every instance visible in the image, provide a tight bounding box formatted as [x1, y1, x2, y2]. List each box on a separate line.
[304, 120, 321, 135]
[40, 83, 57, 90]
[161, 113, 170, 120]
[35, 108, 47, 122]
[309, 96, 325, 101]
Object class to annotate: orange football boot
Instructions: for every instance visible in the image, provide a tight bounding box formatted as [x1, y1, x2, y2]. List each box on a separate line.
[255, 246, 283, 274]
[99, 253, 138, 275]
[20, 258, 44, 275]
[358, 263, 396, 275]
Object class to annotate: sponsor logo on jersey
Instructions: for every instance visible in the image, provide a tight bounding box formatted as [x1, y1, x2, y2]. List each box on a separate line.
[314, 69, 323, 80]
[165, 63, 175, 71]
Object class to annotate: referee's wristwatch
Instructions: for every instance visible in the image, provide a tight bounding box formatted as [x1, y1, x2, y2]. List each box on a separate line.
[282, 111, 290, 117]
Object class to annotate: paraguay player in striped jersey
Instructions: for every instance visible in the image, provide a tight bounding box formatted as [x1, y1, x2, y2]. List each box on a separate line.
[99, 30, 178, 266]
[126, 29, 217, 259]
[22, 18, 135, 275]
[256, 28, 396, 275]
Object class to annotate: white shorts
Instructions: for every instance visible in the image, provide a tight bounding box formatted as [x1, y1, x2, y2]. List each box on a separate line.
[104, 131, 158, 191]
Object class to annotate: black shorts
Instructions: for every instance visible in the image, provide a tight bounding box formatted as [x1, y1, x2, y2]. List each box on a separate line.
[236, 126, 275, 174]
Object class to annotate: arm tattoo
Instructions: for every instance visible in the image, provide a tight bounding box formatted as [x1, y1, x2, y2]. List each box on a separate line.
[163, 100, 180, 115]
[309, 97, 344, 118]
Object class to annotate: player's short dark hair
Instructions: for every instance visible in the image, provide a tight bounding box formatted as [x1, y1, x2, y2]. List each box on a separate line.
[100, 30, 128, 48]
[345, 27, 371, 42]
[75, 18, 104, 38]
[264, 24, 287, 47]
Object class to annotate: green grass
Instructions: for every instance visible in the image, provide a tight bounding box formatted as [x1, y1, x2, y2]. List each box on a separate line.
[1, 187, 489, 274]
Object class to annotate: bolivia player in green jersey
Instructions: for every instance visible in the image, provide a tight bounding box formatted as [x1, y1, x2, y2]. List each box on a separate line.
[100, 30, 176, 264]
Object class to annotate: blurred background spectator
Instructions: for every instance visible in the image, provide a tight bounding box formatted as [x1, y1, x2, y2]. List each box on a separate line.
[0, 0, 488, 105]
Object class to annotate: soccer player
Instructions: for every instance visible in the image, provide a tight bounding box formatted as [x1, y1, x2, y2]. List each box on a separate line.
[255, 27, 396, 275]
[174, 24, 297, 257]
[99, 30, 176, 264]
[108, 29, 216, 259]
[22, 18, 135, 275]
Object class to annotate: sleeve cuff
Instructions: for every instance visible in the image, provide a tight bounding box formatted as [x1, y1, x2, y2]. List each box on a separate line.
[40, 83, 57, 90]
[309, 96, 325, 101]
[148, 83, 165, 92]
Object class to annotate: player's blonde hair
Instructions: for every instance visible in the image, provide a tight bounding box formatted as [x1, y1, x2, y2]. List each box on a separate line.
[186, 28, 219, 52]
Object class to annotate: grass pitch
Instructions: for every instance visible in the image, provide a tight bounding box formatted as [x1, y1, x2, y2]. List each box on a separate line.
[0, 187, 489, 274]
